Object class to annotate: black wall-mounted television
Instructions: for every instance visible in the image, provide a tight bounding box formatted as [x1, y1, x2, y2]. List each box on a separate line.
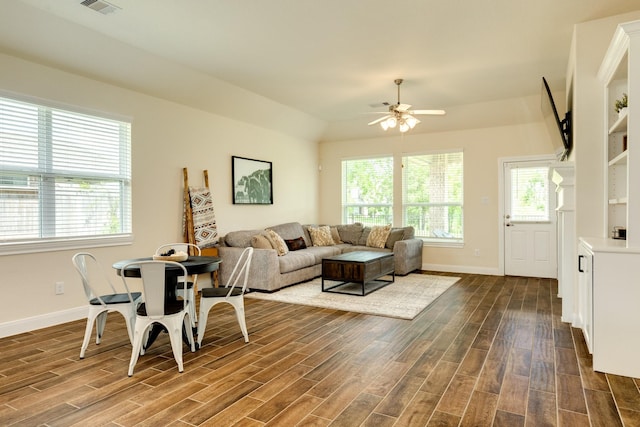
[541, 77, 572, 161]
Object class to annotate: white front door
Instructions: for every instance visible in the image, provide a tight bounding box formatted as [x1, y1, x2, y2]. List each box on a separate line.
[503, 160, 557, 278]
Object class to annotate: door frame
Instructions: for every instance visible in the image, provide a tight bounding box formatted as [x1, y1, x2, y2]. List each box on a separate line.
[498, 154, 557, 276]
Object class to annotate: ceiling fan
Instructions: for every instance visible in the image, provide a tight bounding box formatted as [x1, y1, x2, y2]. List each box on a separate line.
[368, 79, 445, 132]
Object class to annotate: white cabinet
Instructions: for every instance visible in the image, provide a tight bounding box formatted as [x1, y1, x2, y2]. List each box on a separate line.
[578, 238, 640, 377]
[598, 20, 640, 245]
[576, 20, 640, 379]
[576, 242, 593, 353]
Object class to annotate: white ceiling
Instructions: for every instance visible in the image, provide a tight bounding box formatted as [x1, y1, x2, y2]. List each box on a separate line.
[3, 0, 640, 141]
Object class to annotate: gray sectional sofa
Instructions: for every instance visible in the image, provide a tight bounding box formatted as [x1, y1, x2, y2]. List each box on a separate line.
[217, 222, 423, 292]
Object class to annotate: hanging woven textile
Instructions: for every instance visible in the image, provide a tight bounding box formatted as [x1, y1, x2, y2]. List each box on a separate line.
[188, 185, 218, 247]
[183, 169, 218, 249]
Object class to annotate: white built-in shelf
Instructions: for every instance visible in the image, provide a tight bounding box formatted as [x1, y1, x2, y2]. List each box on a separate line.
[609, 150, 628, 167]
[609, 109, 628, 134]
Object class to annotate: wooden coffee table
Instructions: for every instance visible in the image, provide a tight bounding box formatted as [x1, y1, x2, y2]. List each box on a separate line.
[322, 251, 395, 296]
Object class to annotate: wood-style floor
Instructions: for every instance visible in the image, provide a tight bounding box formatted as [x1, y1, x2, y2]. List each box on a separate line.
[2, 272, 639, 426]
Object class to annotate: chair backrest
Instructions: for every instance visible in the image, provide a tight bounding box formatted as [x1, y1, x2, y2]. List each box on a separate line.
[72, 252, 132, 306]
[225, 247, 254, 296]
[121, 260, 189, 320]
[155, 243, 201, 257]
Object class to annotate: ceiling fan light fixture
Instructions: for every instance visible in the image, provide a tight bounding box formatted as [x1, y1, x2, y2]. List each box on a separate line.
[405, 115, 418, 129]
[388, 117, 397, 128]
[368, 78, 445, 133]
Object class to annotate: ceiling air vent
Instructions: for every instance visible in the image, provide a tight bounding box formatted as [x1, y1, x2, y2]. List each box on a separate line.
[80, 0, 119, 15]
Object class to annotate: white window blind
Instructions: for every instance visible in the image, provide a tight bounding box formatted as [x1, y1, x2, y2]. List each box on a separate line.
[402, 151, 463, 241]
[0, 95, 132, 254]
[342, 156, 393, 226]
[509, 165, 549, 222]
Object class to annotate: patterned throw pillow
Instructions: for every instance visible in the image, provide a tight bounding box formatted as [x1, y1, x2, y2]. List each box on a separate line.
[308, 226, 335, 246]
[285, 236, 307, 251]
[265, 229, 289, 256]
[367, 224, 392, 248]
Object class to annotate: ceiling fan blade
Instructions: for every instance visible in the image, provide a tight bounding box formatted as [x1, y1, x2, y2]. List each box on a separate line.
[409, 109, 446, 115]
[395, 103, 412, 112]
[368, 115, 391, 126]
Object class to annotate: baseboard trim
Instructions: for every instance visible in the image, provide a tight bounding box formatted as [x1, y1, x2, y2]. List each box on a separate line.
[0, 306, 86, 339]
[422, 263, 501, 276]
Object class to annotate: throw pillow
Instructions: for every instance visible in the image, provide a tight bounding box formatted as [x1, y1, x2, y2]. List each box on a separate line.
[336, 222, 364, 244]
[330, 226, 343, 244]
[367, 224, 391, 248]
[402, 226, 415, 240]
[251, 233, 272, 250]
[385, 228, 404, 249]
[358, 227, 371, 246]
[285, 236, 307, 251]
[308, 225, 335, 246]
[265, 229, 289, 256]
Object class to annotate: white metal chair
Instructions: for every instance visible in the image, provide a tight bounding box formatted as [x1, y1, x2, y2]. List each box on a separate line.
[197, 247, 253, 347]
[123, 260, 196, 376]
[72, 252, 142, 359]
[155, 243, 200, 327]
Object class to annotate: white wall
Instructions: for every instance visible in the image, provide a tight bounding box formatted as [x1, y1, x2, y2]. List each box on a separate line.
[0, 53, 319, 333]
[319, 117, 553, 274]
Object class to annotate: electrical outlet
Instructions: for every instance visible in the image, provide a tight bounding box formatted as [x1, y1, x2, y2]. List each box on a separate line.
[474, 249, 480, 257]
[55, 281, 64, 295]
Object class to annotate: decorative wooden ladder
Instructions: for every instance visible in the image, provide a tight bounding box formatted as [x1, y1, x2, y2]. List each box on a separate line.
[183, 168, 219, 287]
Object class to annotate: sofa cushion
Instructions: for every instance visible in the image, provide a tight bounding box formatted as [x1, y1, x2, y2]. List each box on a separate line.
[268, 222, 306, 240]
[337, 223, 364, 245]
[309, 225, 335, 246]
[278, 251, 316, 273]
[224, 229, 263, 248]
[265, 229, 289, 256]
[385, 228, 405, 249]
[285, 236, 307, 251]
[367, 225, 391, 248]
[304, 245, 342, 263]
[251, 233, 272, 249]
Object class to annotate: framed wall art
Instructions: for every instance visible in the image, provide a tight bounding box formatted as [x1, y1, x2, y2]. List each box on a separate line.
[232, 156, 273, 204]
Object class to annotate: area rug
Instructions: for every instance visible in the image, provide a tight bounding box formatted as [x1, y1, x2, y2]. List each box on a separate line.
[245, 274, 460, 320]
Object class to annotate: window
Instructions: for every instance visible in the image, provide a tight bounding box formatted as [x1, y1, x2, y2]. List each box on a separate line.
[403, 151, 463, 242]
[0, 95, 132, 254]
[342, 156, 393, 226]
[341, 151, 464, 244]
[509, 165, 550, 222]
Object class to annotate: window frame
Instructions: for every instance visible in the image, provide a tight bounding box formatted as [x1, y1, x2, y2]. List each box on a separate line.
[0, 92, 133, 255]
